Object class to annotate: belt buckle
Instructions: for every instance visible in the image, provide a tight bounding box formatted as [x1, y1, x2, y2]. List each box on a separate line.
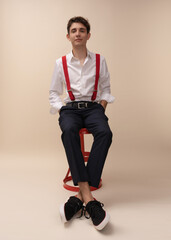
[78, 102, 88, 109]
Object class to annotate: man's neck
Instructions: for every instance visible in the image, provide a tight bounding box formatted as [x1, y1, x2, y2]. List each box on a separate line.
[72, 47, 87, 65]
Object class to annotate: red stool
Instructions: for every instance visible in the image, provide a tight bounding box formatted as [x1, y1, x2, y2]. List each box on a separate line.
[63, 128, 102, 192]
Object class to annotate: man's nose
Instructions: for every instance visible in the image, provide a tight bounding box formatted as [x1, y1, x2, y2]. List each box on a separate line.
[76, 30, 80, 36]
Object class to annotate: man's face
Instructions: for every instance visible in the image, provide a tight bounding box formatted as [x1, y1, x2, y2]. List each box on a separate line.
[67, 22, 91, 48]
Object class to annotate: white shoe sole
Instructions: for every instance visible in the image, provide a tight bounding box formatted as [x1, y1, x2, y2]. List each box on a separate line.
[59, 203, 67, 223]
[95, 211, 110, 231]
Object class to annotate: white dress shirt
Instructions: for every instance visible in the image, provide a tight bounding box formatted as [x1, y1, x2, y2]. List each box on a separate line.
[49, 50, 115, 114]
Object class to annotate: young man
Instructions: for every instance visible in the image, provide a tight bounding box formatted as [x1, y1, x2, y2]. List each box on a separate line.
[49, 16, 114, 230]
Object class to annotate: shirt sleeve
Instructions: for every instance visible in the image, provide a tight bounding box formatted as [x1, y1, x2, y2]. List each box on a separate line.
[49, 59, 64, 114]
[99, 56, 115, 103]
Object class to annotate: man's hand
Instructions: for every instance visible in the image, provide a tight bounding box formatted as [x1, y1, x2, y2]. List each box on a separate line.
[100, 100, 108, 111]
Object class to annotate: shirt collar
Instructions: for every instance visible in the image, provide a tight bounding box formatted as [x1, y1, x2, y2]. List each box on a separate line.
[68, 49, 92, 63]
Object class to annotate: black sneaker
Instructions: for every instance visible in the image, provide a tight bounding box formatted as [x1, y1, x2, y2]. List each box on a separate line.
[85, 200, 110, 230]
[60, 196, 83, 223]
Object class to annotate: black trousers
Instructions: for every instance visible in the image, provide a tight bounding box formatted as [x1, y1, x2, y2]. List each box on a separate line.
[58, 103, 113, 188]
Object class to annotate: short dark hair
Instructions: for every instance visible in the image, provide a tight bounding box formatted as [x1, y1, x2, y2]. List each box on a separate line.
[67, 16, 90, 34]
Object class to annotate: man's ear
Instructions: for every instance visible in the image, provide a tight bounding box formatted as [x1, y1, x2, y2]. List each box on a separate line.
[87, 32, 91, 40]
[66, 34, 71, 41]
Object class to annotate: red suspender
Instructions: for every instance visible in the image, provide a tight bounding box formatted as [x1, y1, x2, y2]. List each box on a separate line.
[62, 54, 100, 101]
[91, 54, 100, 101]
[62, 56, 75, 101]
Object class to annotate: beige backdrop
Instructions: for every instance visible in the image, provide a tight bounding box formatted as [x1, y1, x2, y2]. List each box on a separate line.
[1, 0, 171, 240]
[1, 0, 171, 153]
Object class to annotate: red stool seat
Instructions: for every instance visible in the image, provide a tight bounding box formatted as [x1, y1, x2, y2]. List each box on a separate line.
[63, 128, 102, 192]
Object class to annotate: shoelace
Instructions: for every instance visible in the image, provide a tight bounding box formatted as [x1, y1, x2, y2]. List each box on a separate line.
[77, 206, 86, 219]
[77, 201, 104, 219]
[87, 201, 104, 219]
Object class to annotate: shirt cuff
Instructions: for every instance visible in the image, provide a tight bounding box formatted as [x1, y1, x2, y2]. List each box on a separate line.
[100, 93, 115, 103]
[50, 103, 63, 114]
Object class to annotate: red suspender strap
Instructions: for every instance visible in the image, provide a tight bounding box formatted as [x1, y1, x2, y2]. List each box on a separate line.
[62, 56, 75, 101]
[62, 54, 100, 102]
[91, 54, 100, 101]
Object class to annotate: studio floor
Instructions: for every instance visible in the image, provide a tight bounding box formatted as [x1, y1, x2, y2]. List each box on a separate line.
[0, 145, 171, 240]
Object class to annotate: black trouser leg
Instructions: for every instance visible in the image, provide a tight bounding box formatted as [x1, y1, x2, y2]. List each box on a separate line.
[84, 104, 113, 188]
[59, 107, 89, 185]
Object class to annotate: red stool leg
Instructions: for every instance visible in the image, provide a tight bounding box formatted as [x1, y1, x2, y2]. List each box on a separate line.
[63, 128, 102, 191]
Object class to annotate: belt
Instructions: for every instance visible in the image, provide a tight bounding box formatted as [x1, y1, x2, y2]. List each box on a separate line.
[66, 101, 97, 109]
